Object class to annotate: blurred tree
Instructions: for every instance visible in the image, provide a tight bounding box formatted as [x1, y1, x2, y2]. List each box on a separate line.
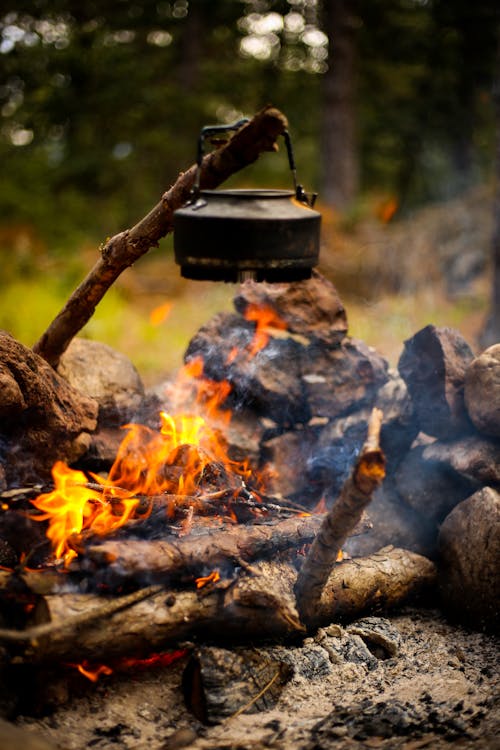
[320, 0, 358, 208]
[0, 0, 498, 243]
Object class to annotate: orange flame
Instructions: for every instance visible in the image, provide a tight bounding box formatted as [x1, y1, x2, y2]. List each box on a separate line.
[195, 570, 221, 589]
[244, 303, 287, 358]
[69, 661, 113, 682]
[31, 356, 255, 563]
[149, 301, 173, 326]
[68, 649, 187, 682]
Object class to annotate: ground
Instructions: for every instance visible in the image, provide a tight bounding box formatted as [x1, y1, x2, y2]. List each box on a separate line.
[15, 607, 499, 750]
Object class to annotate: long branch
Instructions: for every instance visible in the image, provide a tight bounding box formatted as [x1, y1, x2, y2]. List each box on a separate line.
[33, 106, 288, 367]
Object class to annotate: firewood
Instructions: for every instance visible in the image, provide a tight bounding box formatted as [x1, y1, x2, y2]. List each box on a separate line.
[32, 106, 289, 368]
[78, 512, 371, 588]
[398, 325, 475, 439]
[0, 331, 98, 484]
[183, 645, 291, 724]
[294, 408, 387, 626]
[0, 548, 435, 665]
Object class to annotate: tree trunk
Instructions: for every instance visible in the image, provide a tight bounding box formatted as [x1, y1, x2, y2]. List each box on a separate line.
[320, 0, 359, 210]
[482, 34, 500, 346]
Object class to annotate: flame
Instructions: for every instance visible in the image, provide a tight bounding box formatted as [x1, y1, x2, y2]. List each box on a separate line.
[32, 463, 139, 563]
[31, 356, 254, 563]
[243, 303, 287, 357]
[69, 661, 113, 682]
[149, 301, 173, 326]
[68, 649, 187, 682]
[195, 570, 221, 589]
[32, 304, 290, 564]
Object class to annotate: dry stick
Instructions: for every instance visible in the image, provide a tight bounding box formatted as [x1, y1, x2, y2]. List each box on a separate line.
[33, 105, 288, 367]
[294, 407, 386, 627]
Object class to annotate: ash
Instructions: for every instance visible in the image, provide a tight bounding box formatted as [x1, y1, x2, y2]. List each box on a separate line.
[14, 608, 499, 750]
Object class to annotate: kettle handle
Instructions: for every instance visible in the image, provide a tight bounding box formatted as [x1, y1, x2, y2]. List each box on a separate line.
[192, 119, 316, 207]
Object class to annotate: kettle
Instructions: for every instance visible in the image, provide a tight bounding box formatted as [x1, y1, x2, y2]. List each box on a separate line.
[173, 120, 321, 283]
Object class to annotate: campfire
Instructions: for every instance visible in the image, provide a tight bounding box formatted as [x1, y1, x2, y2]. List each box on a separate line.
[0, 107, 498, 750]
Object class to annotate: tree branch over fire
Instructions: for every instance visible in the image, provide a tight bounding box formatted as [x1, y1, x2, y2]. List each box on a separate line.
[33, 106, 288, 368]
[294, 407, 386, 627]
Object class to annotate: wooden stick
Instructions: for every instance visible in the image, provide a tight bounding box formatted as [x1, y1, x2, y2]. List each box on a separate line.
[0, 548, 435, 664]
[33, 106, 288, 367]
[294, 407, 386, 626]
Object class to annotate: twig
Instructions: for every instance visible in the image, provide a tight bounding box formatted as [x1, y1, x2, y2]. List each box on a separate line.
[226, 669, 282, 721]
[33, 106, 288, 367]
[294, 407, 386, 627]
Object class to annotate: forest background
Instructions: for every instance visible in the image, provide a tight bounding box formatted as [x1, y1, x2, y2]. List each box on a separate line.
[1, 0, 499, 383]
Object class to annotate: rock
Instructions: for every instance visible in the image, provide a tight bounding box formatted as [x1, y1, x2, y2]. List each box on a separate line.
[394, 444, 479, 524]
[233, 270, 348, 348]
[302, 338, 389, 421]
[0, 331, 98, 484]
[262, 427, 321, 505]
[464, 344, 500, 437]
[398, 325, 475, 439]
[57, 338, 145, 426]
[438, 487, 500, 630]
[185, 311, 307, 425]
[423, 435, 500, 488]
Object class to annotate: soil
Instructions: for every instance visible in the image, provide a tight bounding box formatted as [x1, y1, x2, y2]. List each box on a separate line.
[14, 606, 499, 750]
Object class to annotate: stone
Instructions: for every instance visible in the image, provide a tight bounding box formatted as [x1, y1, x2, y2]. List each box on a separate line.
[394, 444, 479, 525]
[398, 325, 474, 440]
[57, 338, 145, 426]
[0, 330, 98, 484]
[438, 487, 500, 630]
[464, 344, 500, 437]
[233, 270, 348, 348]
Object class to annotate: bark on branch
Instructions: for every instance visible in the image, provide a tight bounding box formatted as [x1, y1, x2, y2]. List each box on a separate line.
[294, 408, 386, 626]
[0, 547, 435, 664]
[32, 106, 289, 368]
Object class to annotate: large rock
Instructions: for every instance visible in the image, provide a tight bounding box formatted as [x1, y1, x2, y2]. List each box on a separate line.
[233, 271, 348, 348]
[0, 331, 98, 483]
[58, 338, 145, 426]
[394, 443, 479, 524]
[438, 487, 500, 630]
[423, 435, 500, 488]
[398, 325, 474, 440]
[464, 344, 500, 437]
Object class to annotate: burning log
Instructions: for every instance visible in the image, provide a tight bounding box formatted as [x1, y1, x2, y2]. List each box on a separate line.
[0, 510, 371, 592]
[0, 331, 98, 485]
[294, 408, 387, 626]
[0, 548, 435, 665]
[32, 106, 289, 368]
[80, 513, 330, 587]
